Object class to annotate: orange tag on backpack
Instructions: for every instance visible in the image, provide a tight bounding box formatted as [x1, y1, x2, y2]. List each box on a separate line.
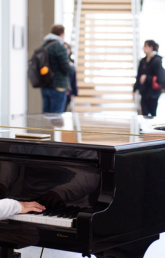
[40, 66, 49, 75]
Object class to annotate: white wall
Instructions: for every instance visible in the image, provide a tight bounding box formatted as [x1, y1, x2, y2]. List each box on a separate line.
[9, 0, 27, 116]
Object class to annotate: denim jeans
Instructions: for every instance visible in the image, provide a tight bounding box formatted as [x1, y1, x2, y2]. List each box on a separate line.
[41, 88, 67, 113]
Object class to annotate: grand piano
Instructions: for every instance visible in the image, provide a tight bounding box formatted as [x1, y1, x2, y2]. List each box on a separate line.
[0, 113, 165, 258]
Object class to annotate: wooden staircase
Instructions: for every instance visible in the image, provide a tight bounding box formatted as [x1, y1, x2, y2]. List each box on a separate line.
[74, 0, 136, 112]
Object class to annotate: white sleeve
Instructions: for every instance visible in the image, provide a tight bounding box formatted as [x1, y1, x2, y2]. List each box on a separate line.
[0, 199, 22, 220]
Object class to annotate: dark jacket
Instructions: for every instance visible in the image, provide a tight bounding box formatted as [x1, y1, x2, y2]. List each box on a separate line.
[133, 55, 163, 99]
[69, 68, 78, 97]
[43, 35, 74, 90]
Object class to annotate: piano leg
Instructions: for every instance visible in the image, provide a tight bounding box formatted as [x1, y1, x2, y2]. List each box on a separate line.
[95, 234, 159, 258]
[1, 248, 21, 258]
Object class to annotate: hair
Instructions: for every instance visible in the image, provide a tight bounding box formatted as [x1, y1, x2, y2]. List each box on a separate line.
[51, 25, 65, 36]
[144, 40, 159, 52]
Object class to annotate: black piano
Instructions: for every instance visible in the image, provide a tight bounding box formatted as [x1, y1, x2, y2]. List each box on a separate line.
[0, 114, 165, 258]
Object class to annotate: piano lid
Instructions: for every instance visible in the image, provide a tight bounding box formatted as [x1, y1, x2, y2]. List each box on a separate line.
[0, 113, 165, 146]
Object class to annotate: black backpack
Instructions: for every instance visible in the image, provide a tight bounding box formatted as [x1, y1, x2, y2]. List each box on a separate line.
[28, 41, 57, 88]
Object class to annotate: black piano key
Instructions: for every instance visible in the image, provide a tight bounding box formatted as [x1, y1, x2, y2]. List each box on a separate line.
[57, 205, 75, 217]
[43, 209, 52, 216]
[28, 211, 45, 215]
[63, 206, 81, 218]
[48, 205, 66, 216]
[28, 211, 35, 214]
[34, 211, 45, 215]
[68, 207, 87, 218]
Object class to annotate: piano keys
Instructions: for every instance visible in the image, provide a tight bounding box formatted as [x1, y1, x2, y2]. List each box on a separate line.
[8, 205, 87, 228]
[9, 213, 74, 228]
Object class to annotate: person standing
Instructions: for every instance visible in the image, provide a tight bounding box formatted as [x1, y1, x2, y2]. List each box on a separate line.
[41, 25, 74, 113]
[64, 42, 78, 111]
[133, 40, 163, 116]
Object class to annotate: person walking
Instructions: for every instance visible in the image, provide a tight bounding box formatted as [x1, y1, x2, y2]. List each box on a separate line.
[133, 40, 163, 116]
[41, 25, 74, 113]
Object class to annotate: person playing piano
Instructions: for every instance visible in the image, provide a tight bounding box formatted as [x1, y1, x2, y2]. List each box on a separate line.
[0, 199, 45, 220]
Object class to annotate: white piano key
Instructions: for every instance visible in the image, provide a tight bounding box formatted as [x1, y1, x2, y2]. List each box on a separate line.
[66, 218, 73, 227]
[8, 213, 73, 228]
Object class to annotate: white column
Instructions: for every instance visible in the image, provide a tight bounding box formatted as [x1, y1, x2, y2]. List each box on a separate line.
[0, 0, 10, 118]
[9, 0, 27, 116]
[54, 0, 64, 24]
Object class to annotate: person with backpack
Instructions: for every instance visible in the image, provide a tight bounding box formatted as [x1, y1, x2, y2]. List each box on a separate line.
[133, 40, 164, 116]
[39, 25, 74, 113]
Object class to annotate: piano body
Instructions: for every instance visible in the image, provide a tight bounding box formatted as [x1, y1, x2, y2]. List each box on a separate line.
[0, 114, 165, 258]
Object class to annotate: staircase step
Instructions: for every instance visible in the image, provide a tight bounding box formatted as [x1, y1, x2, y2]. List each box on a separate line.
[75, 98, 134, 104]
[78, 60, 133, 64]
[75, 106, 135, 112]
[78, 82, 134, 87]
[77, 67, 134, 71]
[78, 90, 133, 95]
[79, 37, 133, 41]
[80, 17, 132, 21]
[81, 10, 132, 14]
[78, 63, 133, 68]
[78, 51, 133, 55]
[82, 0, 131, 2]
[81, 4, 131, 10]
[77, 75, 134, 80]
[80, 24, 132, 28]
[79, 43, 133, 47]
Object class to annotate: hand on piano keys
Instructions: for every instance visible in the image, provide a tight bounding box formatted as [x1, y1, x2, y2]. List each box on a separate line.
[19, 201, 46, 214]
